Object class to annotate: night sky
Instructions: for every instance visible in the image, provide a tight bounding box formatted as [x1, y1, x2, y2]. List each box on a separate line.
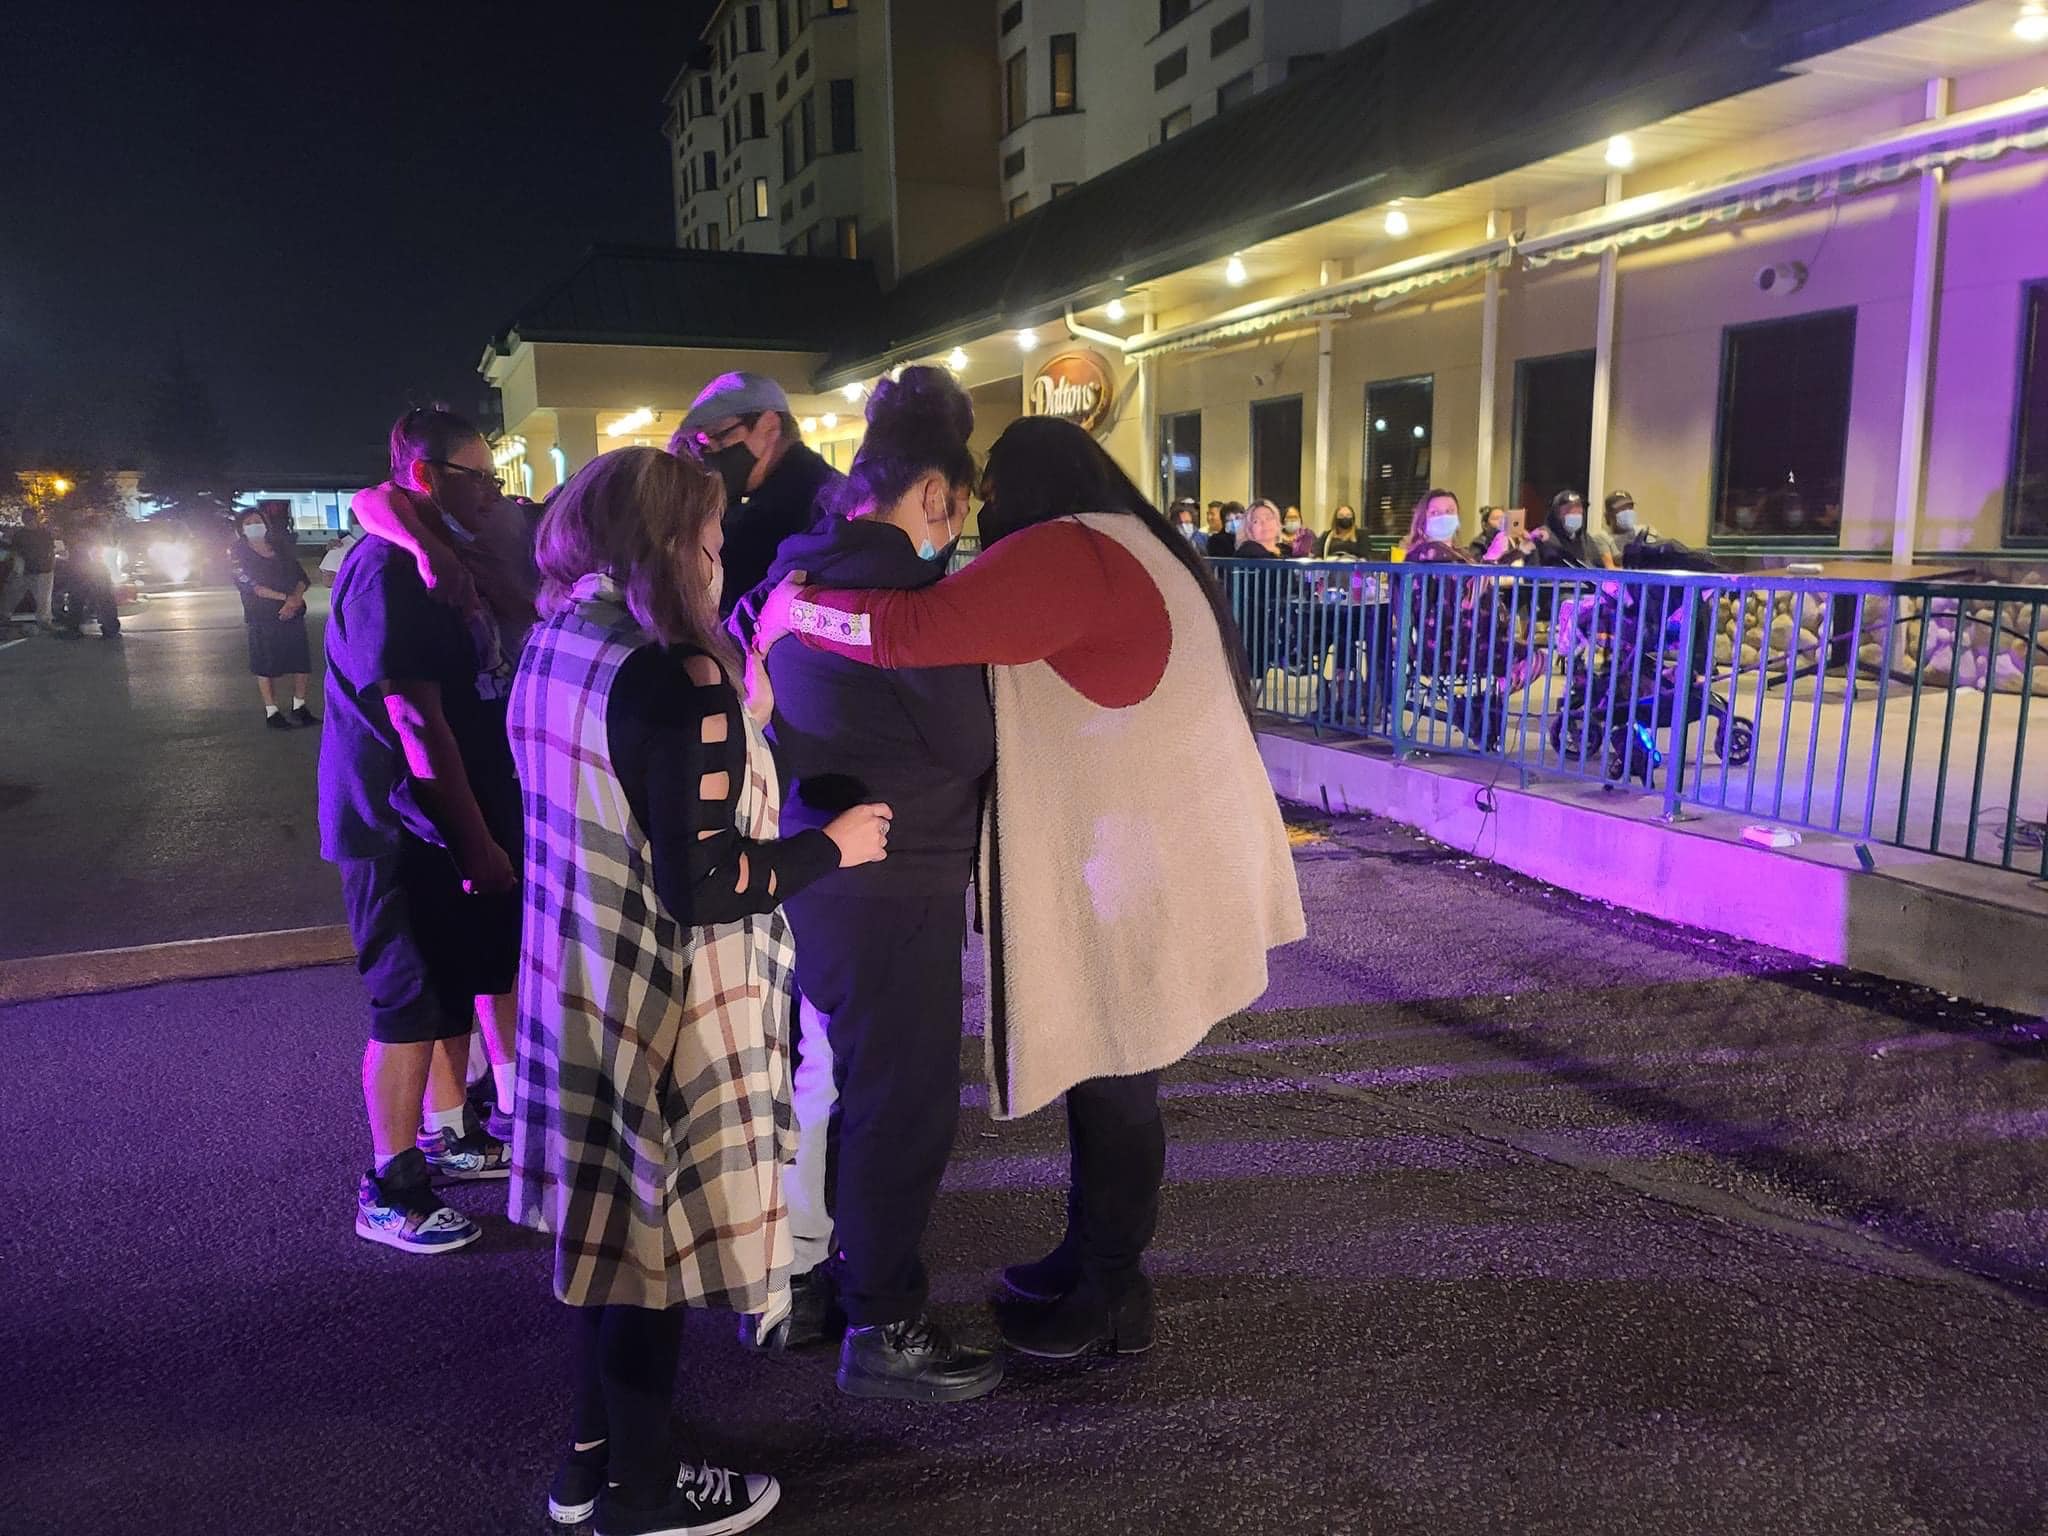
[5, 1, 715, 480]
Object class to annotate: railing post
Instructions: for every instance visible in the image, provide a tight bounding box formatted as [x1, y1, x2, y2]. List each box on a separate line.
[1662, 576, 1703, 821]
[1389, 566, 1411, 759]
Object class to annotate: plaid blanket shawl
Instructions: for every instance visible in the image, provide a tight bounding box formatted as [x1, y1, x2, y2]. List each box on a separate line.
[507, 577, 795, 1313]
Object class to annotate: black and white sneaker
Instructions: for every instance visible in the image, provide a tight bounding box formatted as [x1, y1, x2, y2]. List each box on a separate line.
[355, 1148, 480, 1255]
[549, 1441, 609, 1526]
[594, 1462, 780, 1536]
[417, 1123, 512, 1181]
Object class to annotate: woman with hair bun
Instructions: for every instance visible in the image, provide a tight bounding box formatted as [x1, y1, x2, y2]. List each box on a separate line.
[728, 365, 1003, 1403]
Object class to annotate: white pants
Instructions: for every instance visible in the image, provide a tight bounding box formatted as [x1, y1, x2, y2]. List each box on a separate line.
[787, 995, 836, 1274]
[31, 572, 53, 626]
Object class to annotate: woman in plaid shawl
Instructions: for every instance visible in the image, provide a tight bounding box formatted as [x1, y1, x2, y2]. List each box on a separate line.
[507, 446, 891, 1536]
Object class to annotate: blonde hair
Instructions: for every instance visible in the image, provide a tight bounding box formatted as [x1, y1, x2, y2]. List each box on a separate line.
[534, 446, 740, 676]
[1239, 498, 1282, 549]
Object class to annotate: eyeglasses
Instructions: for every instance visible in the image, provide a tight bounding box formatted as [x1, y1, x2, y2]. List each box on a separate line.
[430, 460, 503, 491]
[685, 414, 762, 458]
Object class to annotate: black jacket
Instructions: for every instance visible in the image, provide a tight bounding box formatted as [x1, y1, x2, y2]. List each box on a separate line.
[738, 516, 994, 891]
[719, 442, 841, 617]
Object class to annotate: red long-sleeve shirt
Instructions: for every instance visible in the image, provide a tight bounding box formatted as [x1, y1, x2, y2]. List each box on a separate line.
[792, 519, 1172, 709]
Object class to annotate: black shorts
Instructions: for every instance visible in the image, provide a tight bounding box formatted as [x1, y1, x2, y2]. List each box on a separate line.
[338, 835, 520, 1045]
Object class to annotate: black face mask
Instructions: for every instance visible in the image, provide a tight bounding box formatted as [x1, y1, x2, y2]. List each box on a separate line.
[1334, 515, 1355, 529]
[703, 442, 757, 507]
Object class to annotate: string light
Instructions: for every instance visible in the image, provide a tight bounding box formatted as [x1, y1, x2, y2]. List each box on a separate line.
[1224, 255, 1248, 285]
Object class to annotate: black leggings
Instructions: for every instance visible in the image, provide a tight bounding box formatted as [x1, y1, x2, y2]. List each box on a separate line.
[571, 1304, 686, 1506]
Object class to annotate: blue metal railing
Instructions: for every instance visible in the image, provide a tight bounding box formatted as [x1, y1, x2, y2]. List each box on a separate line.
[1211, 557, 2048, 875]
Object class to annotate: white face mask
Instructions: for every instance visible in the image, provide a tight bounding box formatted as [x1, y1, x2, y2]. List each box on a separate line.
[1612, 507, 1638, 533]
[1424, 512, 1460, 543]
[241, 523, 268, 543]
[1562, 512, 1585, 535]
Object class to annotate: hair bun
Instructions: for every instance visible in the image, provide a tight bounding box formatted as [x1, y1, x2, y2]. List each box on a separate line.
[864, 365, 973, 453]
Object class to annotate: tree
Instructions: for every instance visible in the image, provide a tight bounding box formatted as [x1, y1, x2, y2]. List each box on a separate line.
[139, 342, 234, 522]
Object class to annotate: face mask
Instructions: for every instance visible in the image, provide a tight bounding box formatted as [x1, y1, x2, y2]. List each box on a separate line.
[1283, 520, 1302, 535]
[1562, 512, 1584, 535]
[1334, 514, 1355, 529]
[704, 442, 757, 506]
[1612, 507, 1638, 533]
[241, 524, 268, 543]
[1424, 512, 1460, 543]
[1226, 517, 1242, 535]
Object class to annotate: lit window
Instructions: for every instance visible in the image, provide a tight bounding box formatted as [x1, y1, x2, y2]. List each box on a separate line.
[837, 218, 860, 259]
[1009, 191, 1030, 221]
[1050, 34, 1077, 113]
[1160, 105, 1192, 141]
[754, 177, 770, 219]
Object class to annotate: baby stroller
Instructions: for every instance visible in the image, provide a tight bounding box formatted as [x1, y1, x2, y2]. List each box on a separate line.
[1547, 581, 1753, 786]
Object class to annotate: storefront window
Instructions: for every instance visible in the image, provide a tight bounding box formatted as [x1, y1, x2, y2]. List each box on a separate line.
[2007, 282, 2048, 544]
[1364, 376, 1433, 536]
[1712, 310, 1855, 540]
[1513, 350, 1594, 527]
[1251, 395, 1302, 512]
[1159, 410, 1201, 506]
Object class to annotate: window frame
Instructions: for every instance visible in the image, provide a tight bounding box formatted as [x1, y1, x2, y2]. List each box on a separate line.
[1159, 409, 1202, 507]
[1250, 393, 1305, 514]
[1708, 307, 1858, 545]
[1008, 191, 1030, 221]
[828, 77, 857, 153]
[1005, 49, 1028, 133]
[2005, 279, 2048, 547]
[1362, 374, 1436, 538]
[1154, 47, 1188, 90]
[1211, 6, 1250, 57]
[1049, 33, 1078, 114]
[1000, 0, 1023, 35]
[1160, 104, 1193, 142]
[753, 176, 770, 220]
[1159, 0, 1192, 31]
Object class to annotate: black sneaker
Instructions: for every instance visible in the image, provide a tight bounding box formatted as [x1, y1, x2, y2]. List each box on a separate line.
[836, 1313, 1005, 1403]
[997, 1271, 1155, 1361]
[290, 703, 318, 727]
[594, 1462, 779, 1536]
[264, 712, 293, 731]
[417, 1123, 512, 1181]
[355, 1148, 480, 1255]
[739, 1267, 843, 1351]
[999, 1234, 1083, 1302]
[549, 1441, 609, 1526]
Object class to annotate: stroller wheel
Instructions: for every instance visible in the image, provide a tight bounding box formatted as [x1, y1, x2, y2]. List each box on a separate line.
[1718, 715, 1755, 769]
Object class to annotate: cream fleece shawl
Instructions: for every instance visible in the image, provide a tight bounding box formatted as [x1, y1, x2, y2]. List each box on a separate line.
[979, 513, 1307, 1119]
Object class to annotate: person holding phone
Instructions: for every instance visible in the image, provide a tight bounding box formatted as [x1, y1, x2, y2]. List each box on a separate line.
[232, 502, 315, 728]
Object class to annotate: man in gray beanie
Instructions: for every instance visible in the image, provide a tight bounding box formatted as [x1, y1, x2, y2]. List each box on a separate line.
[670, 371, 842, 616]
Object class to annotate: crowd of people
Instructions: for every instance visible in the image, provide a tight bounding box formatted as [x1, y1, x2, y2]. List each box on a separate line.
[316, 376, 1304, 1536]
[1161, 485, 1713, 574]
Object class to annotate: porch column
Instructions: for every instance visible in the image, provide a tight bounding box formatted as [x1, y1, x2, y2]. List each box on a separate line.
[1474, 209, 1506, 506]
[1893, 77, 1953, 566]
[1587, 174, 1623, 514]
[1138, 354, 1156, 502]
[1313, 318, 1334, 519]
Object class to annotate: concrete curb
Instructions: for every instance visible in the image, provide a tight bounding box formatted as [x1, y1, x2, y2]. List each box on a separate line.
[0, 925, 355, 1006]
[1260, 730, 2048, 1019]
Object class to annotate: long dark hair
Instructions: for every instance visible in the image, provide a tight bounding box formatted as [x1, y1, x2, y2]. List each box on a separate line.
[980, 417, 1254, 725]
[829, 365, 976, 518]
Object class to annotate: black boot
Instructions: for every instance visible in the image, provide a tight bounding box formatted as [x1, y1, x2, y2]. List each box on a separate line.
[836, 1313, 1005, 1402]
[997, 1270, 1154, 1361]
[739, 1266, 844, 1351]
[999, 1229, 1084, 1302]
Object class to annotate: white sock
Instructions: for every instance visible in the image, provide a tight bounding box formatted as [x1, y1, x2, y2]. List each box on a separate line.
[292, 696, 306, 710]
[491, 1061, 517, 1115]
[422, 1103, 466, 1139]
[264, 704, 280, 717]
[374, 1148, 408, 1177]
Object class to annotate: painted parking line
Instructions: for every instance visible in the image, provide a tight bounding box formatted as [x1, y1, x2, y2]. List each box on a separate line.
[0, 636, 28, 652]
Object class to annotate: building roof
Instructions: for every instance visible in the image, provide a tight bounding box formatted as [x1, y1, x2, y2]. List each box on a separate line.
[490, 245, 885, 355]
[818, 0, 1979, 379]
